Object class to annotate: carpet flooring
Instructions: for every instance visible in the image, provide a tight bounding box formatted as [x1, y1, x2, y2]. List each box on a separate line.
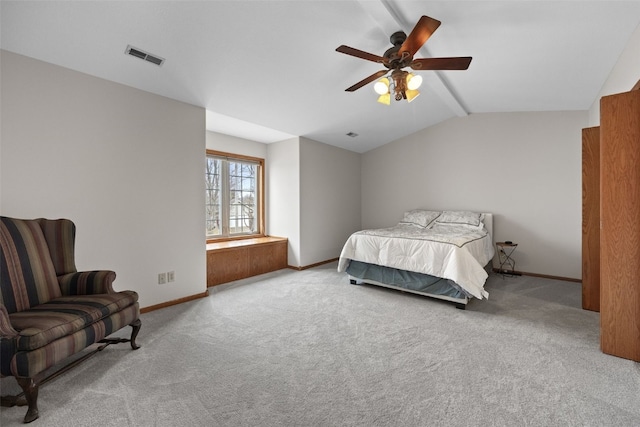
[2, 262, 639, 426]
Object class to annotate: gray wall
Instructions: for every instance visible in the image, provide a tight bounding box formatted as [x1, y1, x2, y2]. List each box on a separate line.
[267, 137, 362, 268]
[299, 137, 361, 266]
[358, 20, 640, 281]
[588, 22, 640, 125]
[4, 17, 638, 305]
[266, 138, 302, 266]
[1, 50, 207, 309]
[361, 111, 588, 279]
[207, 133, 362, 269]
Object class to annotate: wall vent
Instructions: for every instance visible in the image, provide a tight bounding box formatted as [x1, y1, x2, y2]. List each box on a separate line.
[125, 45, 165, 66]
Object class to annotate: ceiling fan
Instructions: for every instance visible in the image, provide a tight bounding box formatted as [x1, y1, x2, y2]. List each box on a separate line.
[336, 15, 471, 104]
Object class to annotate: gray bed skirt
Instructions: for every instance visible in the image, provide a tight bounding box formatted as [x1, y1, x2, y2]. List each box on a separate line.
[345, 260, 470, 300]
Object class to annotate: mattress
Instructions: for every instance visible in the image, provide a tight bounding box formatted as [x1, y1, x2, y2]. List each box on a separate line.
[337, 217, 495, 300]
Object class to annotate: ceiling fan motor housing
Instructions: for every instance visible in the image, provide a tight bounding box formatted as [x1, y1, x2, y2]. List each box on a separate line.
[390, 31, 407, 46]
[384, 31, 413, 69]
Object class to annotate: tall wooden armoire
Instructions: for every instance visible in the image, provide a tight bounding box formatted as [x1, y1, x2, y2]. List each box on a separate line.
[599, 87, 640, 362]
[582, 127, 600, 312]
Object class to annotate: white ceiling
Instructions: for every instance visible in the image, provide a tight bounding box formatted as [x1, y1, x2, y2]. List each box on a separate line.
[2, 1, 640, 153]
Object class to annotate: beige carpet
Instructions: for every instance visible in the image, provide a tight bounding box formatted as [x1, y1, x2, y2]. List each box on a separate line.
[2, 262, 640, 426]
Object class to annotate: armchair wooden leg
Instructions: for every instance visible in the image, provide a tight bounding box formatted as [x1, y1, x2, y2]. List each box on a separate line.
[15, 377, 39, 423]
[4, 329, 139, 423]
[130, 318, 142, 350]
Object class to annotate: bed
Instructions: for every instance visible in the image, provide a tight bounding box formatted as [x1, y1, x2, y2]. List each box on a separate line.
[337, 210, 495, 309]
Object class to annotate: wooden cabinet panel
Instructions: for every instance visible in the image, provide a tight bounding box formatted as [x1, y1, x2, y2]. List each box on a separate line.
[582, 126, 600, 312]
[207, 237, 288, 287]
[207, 247, 249, 286]
[250, 242, 288, 275]
[600, 90, 640, 362]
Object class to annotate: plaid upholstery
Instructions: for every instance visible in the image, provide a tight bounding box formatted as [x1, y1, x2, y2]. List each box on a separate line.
[0, 305, 18, 337]
[9, 291, 139, 351]
[0, 305, 18, 376]
[58, 270, 116, 295]
[0, 216, 140, 383]
[35, 218, 77, 276]
[0, 217, 62, 313]
[10, 303, 139, 378]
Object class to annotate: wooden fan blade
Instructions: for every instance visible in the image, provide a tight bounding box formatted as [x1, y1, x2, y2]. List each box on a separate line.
[400, 16, 441, 57]
[336, 45, 386, 64]
[345, 70, 388, 92]
[410, 57, 472, 70]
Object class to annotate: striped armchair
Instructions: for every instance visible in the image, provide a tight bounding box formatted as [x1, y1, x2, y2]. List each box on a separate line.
[0, 216, 141, 423]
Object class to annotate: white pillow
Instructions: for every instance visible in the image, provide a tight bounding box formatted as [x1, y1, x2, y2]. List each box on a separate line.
[399, 210, 441, 228]
[435, 211, 484, 228]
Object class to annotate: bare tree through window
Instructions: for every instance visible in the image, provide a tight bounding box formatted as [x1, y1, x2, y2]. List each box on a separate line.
[229, 162, 256, 234]
[205, 157, 221, 236]
[206, 151, 263, 239]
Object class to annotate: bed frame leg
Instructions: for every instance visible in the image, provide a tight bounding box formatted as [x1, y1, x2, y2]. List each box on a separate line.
[455, 302, 466, 310]
[349, 279, 357, 285]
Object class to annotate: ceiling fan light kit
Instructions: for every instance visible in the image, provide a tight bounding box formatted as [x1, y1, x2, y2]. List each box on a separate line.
[374, 72, 422, 104]
[374, 77, 390, 95]
[407, 74, 422, 90]
[405, 89, 420, 103]
[336, 15, 471, 105]
[377, 93, 391, 106]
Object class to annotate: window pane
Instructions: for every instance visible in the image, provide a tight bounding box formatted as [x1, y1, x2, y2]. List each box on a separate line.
[229, 161, 257, 235]
[206, 153, 261, 239]
[205, 157, 222, 237]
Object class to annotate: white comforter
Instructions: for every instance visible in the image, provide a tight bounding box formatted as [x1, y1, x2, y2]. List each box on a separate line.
[337, 224, 495, 299]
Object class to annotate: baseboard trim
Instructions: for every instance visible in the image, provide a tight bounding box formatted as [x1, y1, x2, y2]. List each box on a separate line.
[493, 268, 581, 283]
[288, 258, 339, 271]
[140, 289, 209, 313]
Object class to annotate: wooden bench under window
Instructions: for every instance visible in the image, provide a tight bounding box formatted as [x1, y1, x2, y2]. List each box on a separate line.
[206, 236, 288, 287]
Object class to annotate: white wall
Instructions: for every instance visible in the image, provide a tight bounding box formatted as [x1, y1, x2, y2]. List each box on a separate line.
[206, 131, 267, 159]
[588, 22, 640, 125]
[361, 111, 588, 279]
[0, 50, 206, 309]
[206, 130, 271, 237]
[265, 136, 362, 268]
[267, 138, 301, 266]
[299, 137, 361, 266]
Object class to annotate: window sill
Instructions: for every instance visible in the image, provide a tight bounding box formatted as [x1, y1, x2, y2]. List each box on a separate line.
[206, 236, 287, 251]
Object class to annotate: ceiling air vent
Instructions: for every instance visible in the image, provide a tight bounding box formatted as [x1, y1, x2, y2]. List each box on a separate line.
[346, 132, 359, 138]
[125, 45, 165, 66]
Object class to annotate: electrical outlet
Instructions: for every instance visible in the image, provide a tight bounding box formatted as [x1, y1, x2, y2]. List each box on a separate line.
[167, 271, 175, 282]
[158, 272, 167, 284]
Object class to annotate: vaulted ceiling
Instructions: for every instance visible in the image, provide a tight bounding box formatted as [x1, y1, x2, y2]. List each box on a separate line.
[2, 1, 640, 153]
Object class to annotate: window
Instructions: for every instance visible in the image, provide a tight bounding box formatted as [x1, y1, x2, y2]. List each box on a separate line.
[206, 150, 264, 240]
